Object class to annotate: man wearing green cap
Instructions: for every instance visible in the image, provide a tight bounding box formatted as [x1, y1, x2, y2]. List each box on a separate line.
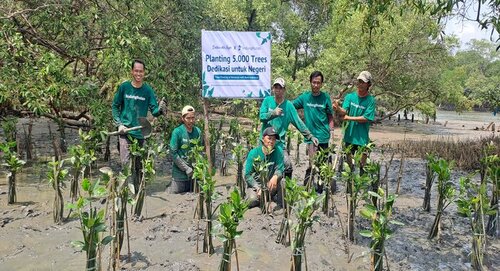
[245, 127, 284, 208]
[259, 77, 318, 179]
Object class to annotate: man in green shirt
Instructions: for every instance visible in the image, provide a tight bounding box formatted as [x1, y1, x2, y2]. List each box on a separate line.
[259, 78, 318, 180]
[112, 59, 166, 166]
[293, 71, 334, 192]
[333, 71, 376, 172]
[169, 105, 203, 194]
[245, 127, 285, 208]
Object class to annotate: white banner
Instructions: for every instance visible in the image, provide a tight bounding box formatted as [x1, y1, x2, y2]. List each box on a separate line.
[201, 30, 271, 98]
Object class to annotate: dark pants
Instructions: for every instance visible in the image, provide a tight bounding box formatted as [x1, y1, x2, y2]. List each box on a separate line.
[168, 178, 194, 194]
[304, 143, 330, 193]
[119, 135, 144, 194]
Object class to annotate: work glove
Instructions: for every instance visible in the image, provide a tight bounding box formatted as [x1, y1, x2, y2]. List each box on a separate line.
[271, 107, 283, 116]
[185, 166, 194, 178]
[159, 99, 167, 114]
[118, 125, 127, 134]
[311, 137, 319, 146]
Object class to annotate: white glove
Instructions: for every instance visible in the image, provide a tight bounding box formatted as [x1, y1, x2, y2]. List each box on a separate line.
[311, 137, 319, 146]
[186, 167, 194, 178]
[271, 107, 283, 116]
[159, 99, 167, 113]
[118, 125, 127, 134]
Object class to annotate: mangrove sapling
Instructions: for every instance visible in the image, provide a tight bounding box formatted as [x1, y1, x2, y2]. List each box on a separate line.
[192, 152, 217, 254]
[128, 137, 144, 196]
[360, 188, 403, 271]
[290, 188, 324, 271]
[1, 117, 18, 150]
[456, 176, 493, 270]
[318, 147, 335, 215]
[422, 154, 438, 212]
[0, 142, 25, 204]
[276, 177, 302, 246]
[342, 147, 372, 242]
[47, 158, 68, 224]
[219, 132, 233, 176]
[231, 143, 247, 198]
[100, 167, 132, 269]
[286, 129, 293, 154]
[185, 139, 206, 219]
[428, 158, 456, 240]
[68, 177, 111, 271]
[217, 189, 249, 271]
[482, 153, 499, 237]
[68, 143, 96, 202]
[253, 156, 273, 214]
[133, 138, 164, 219]
[364, 161, 382, 208]
[228, 118, 242, 143]
[209, 118, 224, 169]
[295, 131, 303, 165]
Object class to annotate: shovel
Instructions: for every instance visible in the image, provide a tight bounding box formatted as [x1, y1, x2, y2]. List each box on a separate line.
[108, 117, 152, 138]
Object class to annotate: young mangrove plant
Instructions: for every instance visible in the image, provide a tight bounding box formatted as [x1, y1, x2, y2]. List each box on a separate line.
[68, 142, 96, 202]
[456, 176, 493, 270]
[422, 153, 437, 212]
[290, 188, 324, 271]
[428, 158, 455, 240]
[219, 132, 232, 176]
[1, 117, 18, 150]
[128, 137, 144, 196]
[47, 158, 68, 224]
[482, 153, 499, 237]
[231, 143, 247, 198]
[192, 151, 217, 255]
[342, 147, 372, 242]
[68, 177, 111, 271]
[185, 138, 205, 219]
[286, 129, 293, 154]
[1, 142, 25, 204]
[318, 147, 335, 215]
[100, 167, 133, 269]
[276, 177, 302, 246]
[228, 118, 242, 143]
[360, 188, 403, 271]
[252, 155, 273, 214]
[133, 138, 164, 219]
[294, 131, 303, 165]
[364, 161, 382, 208]
[217, 188, 249, 271]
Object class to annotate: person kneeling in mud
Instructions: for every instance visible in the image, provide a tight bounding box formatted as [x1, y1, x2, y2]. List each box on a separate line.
[168, 105, 203, 194]
[244, 127, 285, 208]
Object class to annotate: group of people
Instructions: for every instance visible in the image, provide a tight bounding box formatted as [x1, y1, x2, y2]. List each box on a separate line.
[112, 59, 376, 207]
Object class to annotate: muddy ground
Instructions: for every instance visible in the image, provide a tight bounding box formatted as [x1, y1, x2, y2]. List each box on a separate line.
[0, 116, 499, 271]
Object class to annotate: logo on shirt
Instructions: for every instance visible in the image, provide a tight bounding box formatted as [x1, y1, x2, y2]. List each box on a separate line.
[125, 94, 146, 101]
[350, 102, 366, 110]
[306, 103, 324, 108]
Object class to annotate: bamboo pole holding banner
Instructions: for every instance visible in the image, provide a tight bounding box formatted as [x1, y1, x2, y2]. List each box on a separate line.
[203, 98, 213, 174]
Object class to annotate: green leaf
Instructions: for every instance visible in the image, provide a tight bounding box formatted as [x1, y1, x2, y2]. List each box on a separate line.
[359, 230, 373, 238]
[101, 235, 114, 246]
[389, 220, 404, 226]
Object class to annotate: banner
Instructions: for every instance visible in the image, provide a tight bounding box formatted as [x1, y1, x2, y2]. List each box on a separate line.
[201, 30, 271, 98]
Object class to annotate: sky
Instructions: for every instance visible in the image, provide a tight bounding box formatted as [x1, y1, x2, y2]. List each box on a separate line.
[443, 4, 499, 49]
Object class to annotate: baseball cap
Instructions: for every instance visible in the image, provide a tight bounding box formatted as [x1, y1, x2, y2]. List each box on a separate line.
[273, 78, 285, 88]
[181, 105, 195, 116]
[357, 71, 372, 83]
[262, 127, 278, 138]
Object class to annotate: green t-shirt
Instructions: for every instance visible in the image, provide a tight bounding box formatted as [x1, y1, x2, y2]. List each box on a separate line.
[292, 91, 334, 144]
[111, 81, 161, 139]
[169, 124, 203, 181]
[259, 96, 310, 149]
[244, 145, 284, 188]
[342, 92, 376, 146]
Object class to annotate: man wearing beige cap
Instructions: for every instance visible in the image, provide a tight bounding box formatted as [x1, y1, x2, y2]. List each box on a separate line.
[259, 77, 318, 179]
[333, 71, 376, 171]
[168, 105, 203, 194]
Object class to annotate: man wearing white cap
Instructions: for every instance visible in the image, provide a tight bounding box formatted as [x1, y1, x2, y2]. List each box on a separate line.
[169, 105, 203, 194]
[333, 71, 376, 170]
[259, 77, 318, 179]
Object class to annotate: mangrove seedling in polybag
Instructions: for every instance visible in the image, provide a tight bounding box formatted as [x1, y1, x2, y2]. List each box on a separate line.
[290, 188, 324, 271]
[217, 188, 249, 271]
[360, 188, 403, 271]
[456, 176, 494, 270]
[47, 158, 68, 224]
[0, 142, 25, 204]
[428, 158, 455, 239]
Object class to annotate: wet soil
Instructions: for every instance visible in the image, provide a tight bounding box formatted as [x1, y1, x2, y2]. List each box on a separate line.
[0, 116, 499, 270]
